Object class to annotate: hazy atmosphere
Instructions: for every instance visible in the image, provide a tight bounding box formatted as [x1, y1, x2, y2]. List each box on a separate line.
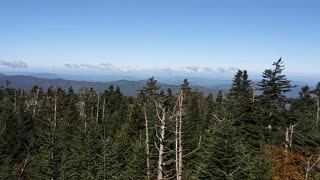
[1, 0, 320, 79]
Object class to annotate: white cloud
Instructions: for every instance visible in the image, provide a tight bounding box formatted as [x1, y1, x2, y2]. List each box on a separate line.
[64, 62, 238, 74]
[0, 60, 28, 68]
[65, 64, 80, 68]
[216, 66, 238, 73]
[162, 65, 238, 73]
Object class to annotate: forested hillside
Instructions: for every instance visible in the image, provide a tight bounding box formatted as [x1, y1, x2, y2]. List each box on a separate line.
[0, 59, 319, 179]
[0, 75, 220, 97]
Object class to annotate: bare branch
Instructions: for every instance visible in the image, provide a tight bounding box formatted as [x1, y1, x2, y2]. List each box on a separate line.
[183, 136, 202, 158]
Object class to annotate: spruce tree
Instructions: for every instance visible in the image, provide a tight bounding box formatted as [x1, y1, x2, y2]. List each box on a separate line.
[196, 121, 251, 179]
[258, 58, 294, 129]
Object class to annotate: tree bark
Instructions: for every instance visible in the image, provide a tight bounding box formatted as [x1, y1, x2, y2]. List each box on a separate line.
[156, 103, 166, 180]
[102, 98, 106, 123]
[177, 90, 184, 180]
[304, 154, 320, 180]
[285, 123, 298, 149]
[54, 88, 57, 130]
[96, 93, 100, 124]
[285, 127, 289, 149]
[32, 87, 40, 119]
[144, 106, 150, 180]
[316, 98, 319, 126]
[252, 90, 255, 103]
[175, 115, 179, 180]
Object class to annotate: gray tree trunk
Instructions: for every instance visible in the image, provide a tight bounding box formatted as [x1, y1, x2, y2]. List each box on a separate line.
[156, 103, 166, 180]
[144, 106, 150, 179]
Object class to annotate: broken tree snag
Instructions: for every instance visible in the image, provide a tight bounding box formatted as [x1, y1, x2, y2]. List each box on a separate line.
[96, 93, 100, 124]
[316, 98, 319, 126]
[285, 123, 298, 149]
[304, 153, 320, 180]
[175, 114, 179, 180]
[177, 90, 184, 180]
[32, 86, 40, 119]
[102, 97, 106, 123]
[54, 87, 57, 130]
[155, 101, 166, 180]
[144, 106, 150, 180]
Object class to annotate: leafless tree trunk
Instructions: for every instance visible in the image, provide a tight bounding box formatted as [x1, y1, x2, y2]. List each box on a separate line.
[96, 93, 100, 124]
[174, 90, 201, 180]
[316, 98, 319, 126]
[267, 112, 273, 130]
[17, 150, 30, 180]
[102, 98, 106, 122]
[78, 101, 85, 118]
[84, 120, 87, 133]
[175, 115, 179, 180]
[252, 88, 256, 103]
[285, 127, 289, 149]
[177, 90, 184, 180]
[285, 123, 298, 149]
[155, 102, 166, 180]
[144, 106, 150, 179]
[32, 87, 40, 119]
[304, 154, 320, 180]
[54, 88, 57, 130]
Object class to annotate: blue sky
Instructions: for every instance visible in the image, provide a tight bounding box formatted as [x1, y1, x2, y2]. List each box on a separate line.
[0, 0, 320, 78]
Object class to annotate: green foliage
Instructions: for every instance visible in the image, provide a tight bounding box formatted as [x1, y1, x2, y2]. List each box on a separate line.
[0, 60, 319, 179]
[258, 58, 294, 125]
[196, 121, 252, 179]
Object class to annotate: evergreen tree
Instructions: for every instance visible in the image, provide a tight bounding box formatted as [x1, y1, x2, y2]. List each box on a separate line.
[258, 58, 294, 129]
[196, 121, 251, 179]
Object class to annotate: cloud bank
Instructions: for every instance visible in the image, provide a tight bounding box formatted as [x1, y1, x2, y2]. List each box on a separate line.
[0, 60, 28, 68]
[64, 63, 238, 74]
[64, 63, 131, 72]
[64, 63, 113, 69]
[162, 65, 238, 73]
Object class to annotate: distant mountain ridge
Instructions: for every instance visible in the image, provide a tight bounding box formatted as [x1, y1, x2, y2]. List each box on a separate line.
[0, 73, 307, 97]
[0, 74, 223, 96]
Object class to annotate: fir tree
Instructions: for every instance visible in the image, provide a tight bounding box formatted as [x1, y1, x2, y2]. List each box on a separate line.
[258, 58, 294, 129]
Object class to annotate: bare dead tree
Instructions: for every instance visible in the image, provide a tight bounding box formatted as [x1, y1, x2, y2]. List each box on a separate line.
[316, 98, 319, 126]
[285, 123, 298, 149]
[154, 98, 178, 180]
[174, 90, 201, 180]
[96, 93, 100, 124]
[53, 87, 57, 130]
[252, 90, 256, 103]
[32, 86, 40, 119]
[17, 150, 30, 180]
[102, 97, 106, 122]
[144, 106, 150, 180]
[177, 90, 184, 180]
[155, 101, 166, 180]
[175, 113, 179, 180]
[77, 101, 86, 118]
[304, 154, 320, 180]
[90, 106, 94, 122]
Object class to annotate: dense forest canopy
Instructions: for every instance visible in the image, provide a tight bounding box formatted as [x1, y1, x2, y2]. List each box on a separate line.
[0, 59, 319, 179]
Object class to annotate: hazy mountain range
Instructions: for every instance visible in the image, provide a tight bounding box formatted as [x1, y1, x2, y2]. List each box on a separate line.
[0, 72, 313, 97]
[0, 73, 224, 96]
